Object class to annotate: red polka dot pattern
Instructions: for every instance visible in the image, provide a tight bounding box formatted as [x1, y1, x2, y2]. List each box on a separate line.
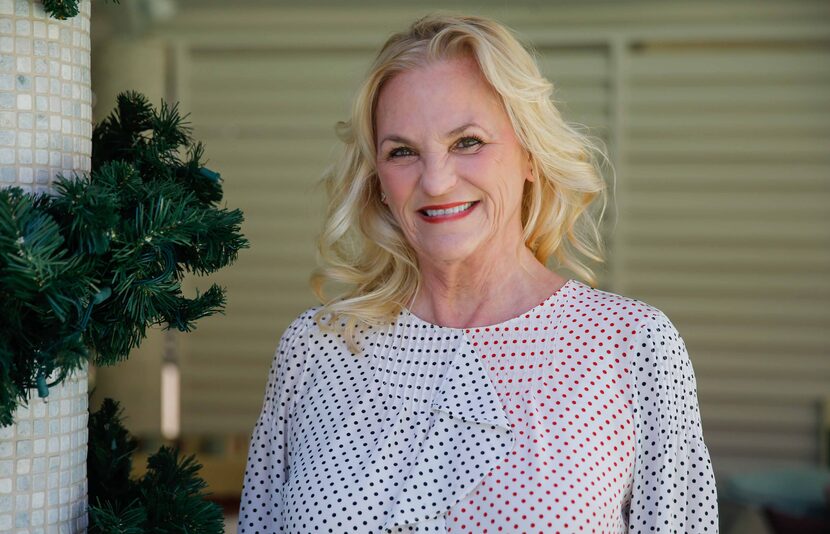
[238, 279, 718, 533]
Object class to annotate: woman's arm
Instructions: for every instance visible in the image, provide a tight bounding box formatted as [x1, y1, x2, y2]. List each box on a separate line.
[238, 313, 310, 533]
[626, 311, 719, 533]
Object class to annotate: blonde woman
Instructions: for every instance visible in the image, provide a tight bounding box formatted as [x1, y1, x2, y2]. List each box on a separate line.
[239, 14, 718, 534]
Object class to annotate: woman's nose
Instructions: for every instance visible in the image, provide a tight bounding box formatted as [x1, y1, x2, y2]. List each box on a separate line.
[419, 152, 457, 197]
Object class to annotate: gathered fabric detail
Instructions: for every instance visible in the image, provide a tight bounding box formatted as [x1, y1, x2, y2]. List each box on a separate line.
[382, 336, 515, 532]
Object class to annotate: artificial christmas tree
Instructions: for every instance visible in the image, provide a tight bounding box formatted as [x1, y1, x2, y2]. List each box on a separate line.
[1, 90, 248, 424]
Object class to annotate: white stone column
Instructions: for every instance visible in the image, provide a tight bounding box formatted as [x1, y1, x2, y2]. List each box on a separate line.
[0, 1, 91, 533]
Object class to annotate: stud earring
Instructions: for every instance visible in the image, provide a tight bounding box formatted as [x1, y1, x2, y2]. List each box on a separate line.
[380, 191, 387, 203]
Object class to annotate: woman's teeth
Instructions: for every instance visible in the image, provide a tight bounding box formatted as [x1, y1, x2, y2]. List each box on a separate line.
[422, 202, 475, 217]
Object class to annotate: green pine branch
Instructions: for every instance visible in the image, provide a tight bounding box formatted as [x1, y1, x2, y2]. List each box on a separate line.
[43, 0, 121, 21]
[88, 398, 138, 502]
[87, 398, 223, 534]
[0, 91, 249, 424]
[88, 499, 148, 534]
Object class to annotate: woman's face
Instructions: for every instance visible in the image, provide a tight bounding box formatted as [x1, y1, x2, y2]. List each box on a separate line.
[374, 55, 532, 267]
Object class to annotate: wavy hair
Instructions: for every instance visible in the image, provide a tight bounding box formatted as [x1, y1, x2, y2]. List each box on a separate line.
[311, 13, 610, 350]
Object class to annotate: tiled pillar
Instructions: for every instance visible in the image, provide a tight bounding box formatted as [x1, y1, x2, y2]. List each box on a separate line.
[0, 1, 91, 533]
[0, 373, 89, 533]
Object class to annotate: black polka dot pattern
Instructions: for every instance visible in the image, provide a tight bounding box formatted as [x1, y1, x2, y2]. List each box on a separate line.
[238, 279, 718, 533]
[626, 305, 719, 532]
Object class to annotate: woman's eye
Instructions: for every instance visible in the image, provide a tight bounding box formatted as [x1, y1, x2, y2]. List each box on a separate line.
[454, 136, 483, 150]
[388, 146, 415, 159]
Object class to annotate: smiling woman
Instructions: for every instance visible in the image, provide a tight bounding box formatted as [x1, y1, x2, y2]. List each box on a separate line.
[309, 14, 611, 345]
[238, 13, 719, 534]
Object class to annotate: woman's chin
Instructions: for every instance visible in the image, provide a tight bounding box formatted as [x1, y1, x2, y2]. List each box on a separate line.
[416, 239, 485, 266]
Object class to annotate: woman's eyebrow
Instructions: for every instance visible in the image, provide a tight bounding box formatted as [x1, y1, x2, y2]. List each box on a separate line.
[446, 122, 488, 137]
[378, 134, 412, 147]
[379, 123, 490, 147]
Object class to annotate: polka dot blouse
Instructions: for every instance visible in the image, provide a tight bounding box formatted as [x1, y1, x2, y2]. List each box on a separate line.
[238, 279, 719, 533]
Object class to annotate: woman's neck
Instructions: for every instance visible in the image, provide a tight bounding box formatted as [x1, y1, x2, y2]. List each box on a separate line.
[410, 243, 566, 329]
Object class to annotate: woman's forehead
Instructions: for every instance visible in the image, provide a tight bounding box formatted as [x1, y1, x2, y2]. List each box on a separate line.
[374, 57, 507, 138]
[379, 55, 487, 98]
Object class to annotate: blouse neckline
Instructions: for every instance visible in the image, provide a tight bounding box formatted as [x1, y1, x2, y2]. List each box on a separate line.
[400, 277, 576, 332]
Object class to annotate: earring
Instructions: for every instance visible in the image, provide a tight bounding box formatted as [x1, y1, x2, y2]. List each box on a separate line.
[380, 191, 387, 203]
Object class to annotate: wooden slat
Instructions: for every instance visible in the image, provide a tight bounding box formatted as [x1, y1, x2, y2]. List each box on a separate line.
[628, 50, 830, 80]
[628, 112, 830, 135]
[702, 403, 817, 432]
[173, 2, 830, 35]
[706, 431, 816, 458]
[627, 138, 830, 161]
[627, 162, 830, 191]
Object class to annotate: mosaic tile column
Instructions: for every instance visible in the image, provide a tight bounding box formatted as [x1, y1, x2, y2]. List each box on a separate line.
[0, 1, 91, 533]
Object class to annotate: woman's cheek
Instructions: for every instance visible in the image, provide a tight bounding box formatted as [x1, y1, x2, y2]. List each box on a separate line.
[455, 153, 490, 183]
[382, 165, 418, 205]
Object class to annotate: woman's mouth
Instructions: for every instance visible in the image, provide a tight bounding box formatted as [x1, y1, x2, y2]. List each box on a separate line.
[417, 201, 479, 223]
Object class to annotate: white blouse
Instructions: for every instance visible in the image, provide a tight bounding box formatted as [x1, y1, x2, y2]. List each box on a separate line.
[238, 279, 719, 533]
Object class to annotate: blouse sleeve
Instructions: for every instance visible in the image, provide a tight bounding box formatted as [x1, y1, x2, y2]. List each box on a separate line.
[238, 314, 310, 533]
[626, 311, 719, 533]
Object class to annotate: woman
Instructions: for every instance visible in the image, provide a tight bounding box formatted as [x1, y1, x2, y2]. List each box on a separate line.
[239, 14, 718, 534]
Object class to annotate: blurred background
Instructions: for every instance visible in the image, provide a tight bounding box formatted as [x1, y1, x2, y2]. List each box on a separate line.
[88, 0, 830, 532]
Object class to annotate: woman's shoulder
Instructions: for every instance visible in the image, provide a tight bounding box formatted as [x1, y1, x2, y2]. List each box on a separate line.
[274, 305, 322, 348]
[277, 305, 363, 350]
[566, 279, 674, 330]
[287, 305, 322, 327]
[571, 282, 695, 378]
[566, 283, 700, 407]
[563, 280, 689, 367]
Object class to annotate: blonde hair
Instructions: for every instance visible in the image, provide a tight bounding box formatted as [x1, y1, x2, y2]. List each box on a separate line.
[311, 13, 609, 350]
